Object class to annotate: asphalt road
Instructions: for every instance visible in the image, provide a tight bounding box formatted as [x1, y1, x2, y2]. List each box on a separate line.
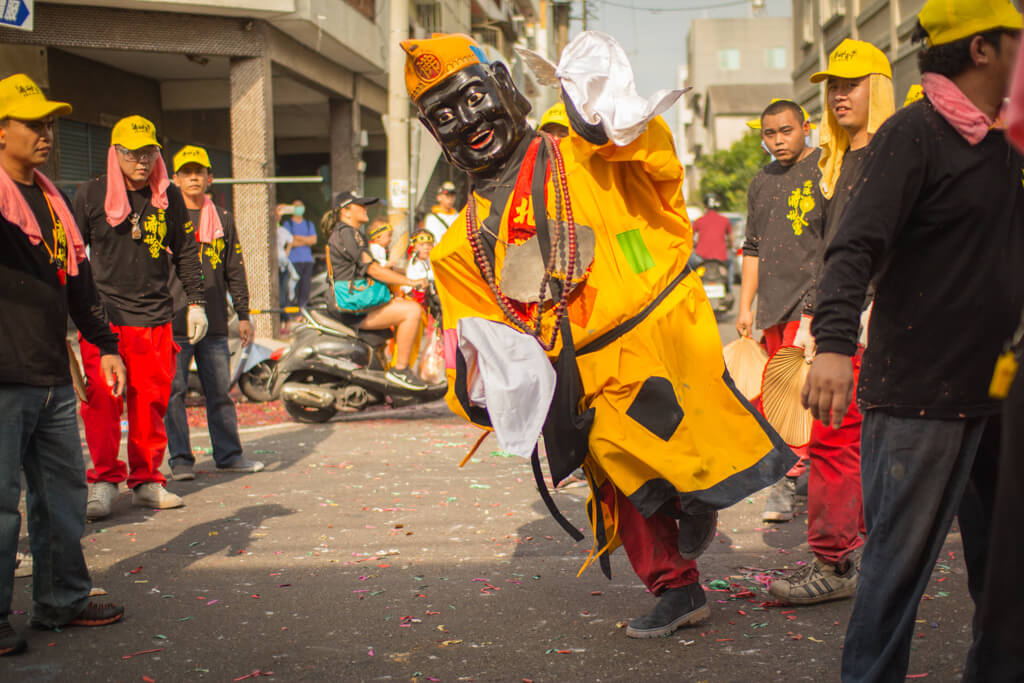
[5, 307, 978, 682]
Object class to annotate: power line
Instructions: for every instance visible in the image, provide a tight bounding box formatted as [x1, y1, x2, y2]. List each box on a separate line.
[597, 0, 750, 12]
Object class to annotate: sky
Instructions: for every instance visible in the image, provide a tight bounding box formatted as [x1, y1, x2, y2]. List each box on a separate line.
[566, 0, 793, 137]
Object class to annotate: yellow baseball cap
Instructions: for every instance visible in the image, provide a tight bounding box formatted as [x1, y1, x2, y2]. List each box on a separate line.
[810, 39, 892, 83]
[918, 0, 1022, 46]
[0, 74, 71, 121]
[903, 84, 924, 107]
[111, 115, 161, 150]
[539, 102, 569, 130]
[400, 33, 490, 102]
[173, 145, 212, 173]
[747, 98, 817, 130]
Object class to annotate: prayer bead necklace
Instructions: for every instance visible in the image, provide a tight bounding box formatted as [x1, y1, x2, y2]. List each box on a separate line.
[465, 133, 577, 351]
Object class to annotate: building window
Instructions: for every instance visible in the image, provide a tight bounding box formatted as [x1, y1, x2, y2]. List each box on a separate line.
[765, 47, 787, 69]
[717, 49, 740, 71]
[56, 119, 110, 187]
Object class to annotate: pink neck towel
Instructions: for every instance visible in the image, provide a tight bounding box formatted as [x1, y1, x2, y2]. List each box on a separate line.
[921, 72, 1005, 146]
[198, 195, 224, 244]
[104, 145, 169, 227]
[0, 165, 86, 276]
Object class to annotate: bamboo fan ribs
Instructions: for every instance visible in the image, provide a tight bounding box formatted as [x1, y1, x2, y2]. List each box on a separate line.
[761, 345, 813, 447]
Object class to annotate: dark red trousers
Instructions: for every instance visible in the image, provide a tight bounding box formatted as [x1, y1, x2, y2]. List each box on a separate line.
[806, 352, 865, 565]
[598, 482, 699, 595]
[760, 320, 866, 566]
[80, 323, 177, 489]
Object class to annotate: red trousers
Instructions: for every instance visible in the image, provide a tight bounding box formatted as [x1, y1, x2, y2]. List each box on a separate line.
[598, 482, 699, 595]
[761, 320, 865, 565]
[806, 352, 865, 565]
[80, 323, 177, 489]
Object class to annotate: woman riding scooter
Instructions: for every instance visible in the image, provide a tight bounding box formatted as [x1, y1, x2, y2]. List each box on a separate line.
[326, 191, 428, 391]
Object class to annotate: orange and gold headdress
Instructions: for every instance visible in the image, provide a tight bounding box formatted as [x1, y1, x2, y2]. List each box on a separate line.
[400, 33, 491, 102]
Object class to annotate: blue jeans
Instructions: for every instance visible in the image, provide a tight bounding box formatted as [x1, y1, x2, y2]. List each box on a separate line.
[165, 335, 244, 468]
[842, 410, 999, 682]
[0, 383, 91, 625]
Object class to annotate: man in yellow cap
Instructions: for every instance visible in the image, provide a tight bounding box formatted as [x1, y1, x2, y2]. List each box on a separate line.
[803, 1, 1022, 678]
[424, 180, 459, 244]
[765, 38, 895, 609]
[402, 31, 796, 638]
[0, 73, 127, 655]
[736, 98, 824, 524]
[538, 102, 570, 138]
[73, 116, 207, 519]
[163, 145, 262, 482]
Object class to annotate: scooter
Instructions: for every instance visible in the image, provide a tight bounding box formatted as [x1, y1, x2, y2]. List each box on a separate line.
[697, 258, 735, 318]
[264, 296, 448, 423]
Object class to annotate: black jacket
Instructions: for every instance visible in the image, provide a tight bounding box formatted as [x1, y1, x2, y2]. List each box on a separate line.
[813, 98, 1024, 418]
[1, 182, 118, 386]
[170, 206, 250, 338]
[73, 177, 205, 327]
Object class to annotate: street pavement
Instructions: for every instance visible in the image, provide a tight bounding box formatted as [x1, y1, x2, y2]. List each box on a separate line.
[5, 309, 978, 682]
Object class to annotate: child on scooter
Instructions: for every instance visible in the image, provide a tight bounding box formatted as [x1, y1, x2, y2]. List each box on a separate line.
[367, 219, 393, 267]
[402, 230, 435, 296]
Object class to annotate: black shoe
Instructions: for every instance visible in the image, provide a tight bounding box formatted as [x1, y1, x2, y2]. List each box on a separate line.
[32, 601, 124, 629]
[215, 458, 265, 473]
[170, 461, 195, 481]
[677, 509, 718, 560]
[626, 584, 710, 638]
[0, 620, 26, 656]
[385, 367, 427, 391]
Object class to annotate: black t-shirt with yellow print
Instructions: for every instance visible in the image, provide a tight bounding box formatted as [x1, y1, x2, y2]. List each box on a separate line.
[169, 206, 250, 339]
[73, 177, 205, 327]
[743, 149, 825, 330]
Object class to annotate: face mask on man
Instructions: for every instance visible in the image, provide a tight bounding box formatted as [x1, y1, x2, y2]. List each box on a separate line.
[293, 205, 306, 217]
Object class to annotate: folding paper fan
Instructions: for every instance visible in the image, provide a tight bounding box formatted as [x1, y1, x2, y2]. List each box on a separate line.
[761, 345, 813, 447]
[722, 336, 769, 400]
[67, 340, 87, 402]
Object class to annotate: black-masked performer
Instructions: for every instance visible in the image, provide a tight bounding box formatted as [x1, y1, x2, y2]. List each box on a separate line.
[404, 32, 796, 638]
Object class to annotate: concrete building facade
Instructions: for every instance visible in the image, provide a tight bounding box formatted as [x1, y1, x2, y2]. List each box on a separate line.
[681, 16, 794, 196]
[0, 0, 547, 337]
[791, 0, 926, 120]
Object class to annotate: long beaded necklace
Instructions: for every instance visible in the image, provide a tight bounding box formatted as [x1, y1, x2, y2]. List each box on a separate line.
[37, 181, 68, 285]
[465, 133, 578, 351]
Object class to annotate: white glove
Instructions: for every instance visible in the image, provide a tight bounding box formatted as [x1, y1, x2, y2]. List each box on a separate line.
[793, 313, 816, 361]
[187, 305, 208, 345]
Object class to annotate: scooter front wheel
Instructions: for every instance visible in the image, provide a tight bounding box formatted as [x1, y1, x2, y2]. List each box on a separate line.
[283, 400, 337, 424]
[238, 360, 278, 403]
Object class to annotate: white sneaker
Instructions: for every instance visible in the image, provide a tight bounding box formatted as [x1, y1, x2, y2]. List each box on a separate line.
[86, 482, 118, 519]
[132, 482, 184, 509]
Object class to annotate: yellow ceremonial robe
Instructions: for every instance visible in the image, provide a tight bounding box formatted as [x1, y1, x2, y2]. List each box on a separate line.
[431, 117, 794, 560]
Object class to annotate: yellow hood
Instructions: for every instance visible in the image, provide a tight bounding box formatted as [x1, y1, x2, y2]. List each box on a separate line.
[818, 73, 895, 199]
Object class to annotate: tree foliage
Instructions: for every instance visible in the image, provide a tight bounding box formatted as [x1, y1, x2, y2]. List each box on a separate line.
[695, 131, 767, 212]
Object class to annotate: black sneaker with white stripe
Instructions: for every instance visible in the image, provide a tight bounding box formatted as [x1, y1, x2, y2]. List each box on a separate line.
[768, 557, 858, 604]
[385, 367, 427, 391]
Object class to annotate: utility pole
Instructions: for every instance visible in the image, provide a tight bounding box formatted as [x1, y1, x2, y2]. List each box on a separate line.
[387, 0, 411, 257]
[582, 0, 587, 30]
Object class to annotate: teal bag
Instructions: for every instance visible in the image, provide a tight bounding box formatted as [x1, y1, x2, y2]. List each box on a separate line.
[333, 278, 391, 313]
